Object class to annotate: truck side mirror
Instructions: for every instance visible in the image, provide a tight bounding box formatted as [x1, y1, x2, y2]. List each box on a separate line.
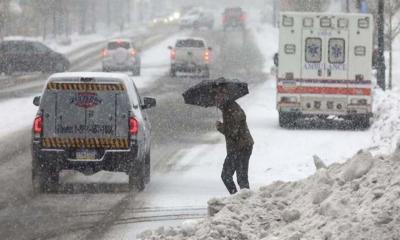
[142, 97, 156, 109]
[273, 53, 279, 67]
[33, 96, 41, 106]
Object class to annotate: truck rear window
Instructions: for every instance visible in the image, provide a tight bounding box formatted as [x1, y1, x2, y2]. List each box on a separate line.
[176, 39, 205, 48]
[108, 41, 130, 50]
[224, 8, 243, 16]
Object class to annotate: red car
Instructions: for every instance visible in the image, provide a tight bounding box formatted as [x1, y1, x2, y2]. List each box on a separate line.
[222, 7, 246, 31]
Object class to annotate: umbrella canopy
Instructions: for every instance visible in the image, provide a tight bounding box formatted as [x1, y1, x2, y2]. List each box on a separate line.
[182, 78, 249, 107]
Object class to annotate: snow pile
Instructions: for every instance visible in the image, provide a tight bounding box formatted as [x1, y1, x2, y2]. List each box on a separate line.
[138, 148, 400, 240]
[372, 87, 400, 154]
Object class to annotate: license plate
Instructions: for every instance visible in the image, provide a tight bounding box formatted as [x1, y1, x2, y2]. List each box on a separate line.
[76, 150, 97, 160]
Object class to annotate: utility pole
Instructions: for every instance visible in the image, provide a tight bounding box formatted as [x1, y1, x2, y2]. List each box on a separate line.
[273, 0, 277, 27]
[377, 0, 386, 90]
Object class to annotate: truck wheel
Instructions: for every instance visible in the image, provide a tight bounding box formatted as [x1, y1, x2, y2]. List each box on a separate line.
[32, 159, 59, 194]
[32, 158, 45, 194]
[128, 161, 145, 192]
[145, 151, 151, 184]
[279, 112, 297, 128]
[170, 68, 177, 78]
[203, 67, 210, 78]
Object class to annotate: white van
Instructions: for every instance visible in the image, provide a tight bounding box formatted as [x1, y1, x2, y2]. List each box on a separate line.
[276, 12, 373, 128]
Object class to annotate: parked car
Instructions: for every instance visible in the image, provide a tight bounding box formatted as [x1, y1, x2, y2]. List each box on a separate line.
[179, 10, 214, 30]
[222, 7, 246, 31]
[0, 40, 70, 75]
[31, 72, 156, 193]
[168, 38, 212, 78]
[102, 39, 141, 76]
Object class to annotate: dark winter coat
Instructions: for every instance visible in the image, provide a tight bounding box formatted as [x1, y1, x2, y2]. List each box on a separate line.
[217, 101, 254, 153]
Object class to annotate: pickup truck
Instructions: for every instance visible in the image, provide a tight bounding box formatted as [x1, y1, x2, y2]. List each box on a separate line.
[168, 38, 212, 78]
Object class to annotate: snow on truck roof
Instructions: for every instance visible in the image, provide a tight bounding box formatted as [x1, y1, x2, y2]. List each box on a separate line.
[281, 11, 372, 18]
[108, 38, 131, 43]
[176, 37, 206, 42]
[48, 72, 131, 84]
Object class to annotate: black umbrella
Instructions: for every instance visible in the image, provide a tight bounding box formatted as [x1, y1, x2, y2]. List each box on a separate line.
[182, 78, 249, 107]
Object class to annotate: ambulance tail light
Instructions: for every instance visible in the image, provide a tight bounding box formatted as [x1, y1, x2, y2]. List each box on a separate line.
[129, 117, 138, 135]
[280, 96, 297, 104]
[355, 74, 364, 82]
[33, 115, 43, 136]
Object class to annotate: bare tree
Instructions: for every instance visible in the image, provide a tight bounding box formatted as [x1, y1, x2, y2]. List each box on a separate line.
[385, 0, 400, 89]
[0, 0, 11, 40]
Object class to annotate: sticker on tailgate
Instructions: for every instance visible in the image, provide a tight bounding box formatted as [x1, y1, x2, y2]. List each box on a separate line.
[70, 92, 102, 109]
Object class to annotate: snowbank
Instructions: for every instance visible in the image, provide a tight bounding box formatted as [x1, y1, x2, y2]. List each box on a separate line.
[372, 87, 400, 154]
[138, 147, 400, 240]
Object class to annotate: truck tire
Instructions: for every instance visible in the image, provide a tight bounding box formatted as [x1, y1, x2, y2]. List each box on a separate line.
[279, 112, 297, 128]
[128, 161, 145, 192]
[32, 159, 59, 194]
[170, 68, 177, 78]
[203, 67, 210, 78]
[145, 151, 151, 184]
[132, 66, 141, 76]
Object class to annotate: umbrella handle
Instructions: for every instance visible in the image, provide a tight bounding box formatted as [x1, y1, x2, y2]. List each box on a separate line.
[216, 107, 222, 122]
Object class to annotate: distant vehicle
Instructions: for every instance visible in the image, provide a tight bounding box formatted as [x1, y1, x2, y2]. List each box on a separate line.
[31, 72, 156, 193]
[179, 10, 214, 30]
[222, 7, 246, 31]
[276, 12, 374, 128]
[0, 40, 69, 75]
[168, 38, 212, 78]
[102, 39, 141, 76]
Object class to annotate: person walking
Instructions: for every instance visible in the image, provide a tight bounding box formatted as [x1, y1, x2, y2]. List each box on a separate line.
[215, 89, 254, 195]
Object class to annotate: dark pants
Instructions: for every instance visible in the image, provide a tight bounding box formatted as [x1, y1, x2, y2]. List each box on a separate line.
[221, 146, 253, 195]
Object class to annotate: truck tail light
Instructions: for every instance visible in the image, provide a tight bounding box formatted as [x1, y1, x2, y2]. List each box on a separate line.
[355, 74, 364, 81]
[33, 116, 43, 135]
[102, 48, 109, 57]
[204, 50, 210, 63]
[129, 117, 138, 135]
[130, 49, 137, 57]
[170, 49, 176, 60]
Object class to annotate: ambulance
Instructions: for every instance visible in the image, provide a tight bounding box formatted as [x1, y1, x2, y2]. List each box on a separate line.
[276, 12, 373, 128]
